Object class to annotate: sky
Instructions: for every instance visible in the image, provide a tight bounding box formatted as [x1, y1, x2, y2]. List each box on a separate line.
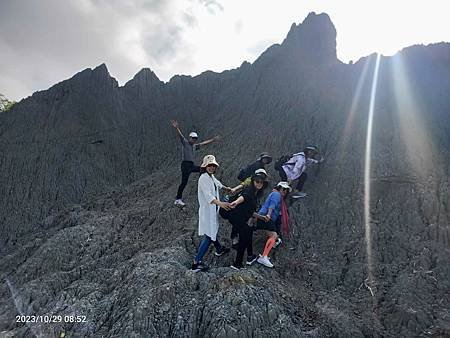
[0, 0, 449, 101]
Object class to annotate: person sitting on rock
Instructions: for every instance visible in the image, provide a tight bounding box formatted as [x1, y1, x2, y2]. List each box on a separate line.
[192, 155, 233, 272]
[277, 145, 323, 199]
[171, 120, 220, 207]
[223, 171, 268, 270]
[254, 182, 292, 268]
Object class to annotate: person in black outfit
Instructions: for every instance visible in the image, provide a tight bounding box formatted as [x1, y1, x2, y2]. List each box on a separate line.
[238, 152, 272, 183]
[227, 172, 268, 270]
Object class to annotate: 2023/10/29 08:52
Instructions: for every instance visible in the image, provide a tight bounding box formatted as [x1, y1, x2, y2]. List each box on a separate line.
[16, 315, 87, 323]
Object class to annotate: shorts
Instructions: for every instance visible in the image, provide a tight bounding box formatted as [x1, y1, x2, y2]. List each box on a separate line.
[255, 218, 277, 232]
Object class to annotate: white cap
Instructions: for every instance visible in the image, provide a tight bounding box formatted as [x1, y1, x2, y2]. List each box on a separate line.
[189, 132, 198, 138]
[254, 168, 268, 177]
[277, 181, 292, 192]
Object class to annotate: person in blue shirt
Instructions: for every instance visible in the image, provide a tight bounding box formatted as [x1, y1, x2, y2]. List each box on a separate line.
[254, 182, 291, 268]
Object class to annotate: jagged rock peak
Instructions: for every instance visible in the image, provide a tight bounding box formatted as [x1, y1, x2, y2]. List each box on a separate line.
[132, 68, 161, 83]
[282, 12, 337, 64]
[123, 68, 163, 91]
[69, 63, 116, 85]
[93, 63, 109, 74]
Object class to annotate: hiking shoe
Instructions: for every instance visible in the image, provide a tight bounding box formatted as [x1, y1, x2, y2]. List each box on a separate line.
[191, 262, 208, 272]
[274, 238, 282, 248]
[257, 255, 274, 268]
[291, 192, 307, 199]
[174, 199, 186, 207]
[246, 254, 258, 265]
[230, 263, 243, 271]
[215, 247, 230, 257]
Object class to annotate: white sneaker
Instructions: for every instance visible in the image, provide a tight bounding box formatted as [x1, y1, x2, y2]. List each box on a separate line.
[274, 238, 282, 248]
[174, 199, 186, 207]
[291, 192, 307, 199]
[257, 255, 274, 268]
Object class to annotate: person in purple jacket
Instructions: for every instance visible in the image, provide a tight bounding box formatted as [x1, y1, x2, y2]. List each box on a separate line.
[277, 145, 323, 199]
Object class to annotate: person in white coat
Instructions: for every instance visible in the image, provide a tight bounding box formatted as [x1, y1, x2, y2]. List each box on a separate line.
[192, 155, 234, 272]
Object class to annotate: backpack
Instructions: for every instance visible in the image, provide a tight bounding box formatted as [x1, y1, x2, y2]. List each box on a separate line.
[274, 153, 303, 171]
[237, 162, 258, 181]
[237, 167, 249, 181]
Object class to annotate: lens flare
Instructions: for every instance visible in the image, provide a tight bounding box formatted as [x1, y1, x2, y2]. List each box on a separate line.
[338, 58, 371, 154]
[364, 53, 381, 286]
[391, 54, 436, 182]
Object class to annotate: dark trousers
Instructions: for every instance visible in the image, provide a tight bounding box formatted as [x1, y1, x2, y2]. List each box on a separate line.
[176, 161, 200, 199]
[234, 222, 254, 266]
[230, 222, 238, 239]
[278, 167, 308, 191]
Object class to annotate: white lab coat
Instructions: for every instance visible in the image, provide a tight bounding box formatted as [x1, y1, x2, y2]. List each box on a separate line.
[198, 173, 223, 241]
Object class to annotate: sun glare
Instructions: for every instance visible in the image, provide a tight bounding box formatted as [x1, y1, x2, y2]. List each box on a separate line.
[364, 53, 381, 287]
[391, 54, 437, 182]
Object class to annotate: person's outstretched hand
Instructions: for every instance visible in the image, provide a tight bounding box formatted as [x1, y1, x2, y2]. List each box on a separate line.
[222, 186, 232, 193]
[170, 120, 179, 128]
[213, 135, 221, 141]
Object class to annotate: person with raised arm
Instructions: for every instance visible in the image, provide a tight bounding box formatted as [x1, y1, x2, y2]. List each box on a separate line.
[170, 120, 219, 206]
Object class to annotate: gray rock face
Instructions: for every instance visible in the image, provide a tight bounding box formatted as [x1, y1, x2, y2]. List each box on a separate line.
[1, 12, 449, 337]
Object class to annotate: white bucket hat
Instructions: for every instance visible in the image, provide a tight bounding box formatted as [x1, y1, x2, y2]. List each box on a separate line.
[201, 155, 219, 168]
[189, 132, 198, 138]
[277, 181, 292, 192]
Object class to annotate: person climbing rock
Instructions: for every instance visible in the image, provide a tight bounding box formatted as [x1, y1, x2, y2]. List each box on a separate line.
[224, 172, 268, 270]
[237, 152, 272, 186]
[276, 145, 323, 199]
[192, 155, 232, 272]
[171, 120, 220, 206]
[273, 183, 290, 248]
[255, 182, 292, 268]
[233, 168, 268, 193]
